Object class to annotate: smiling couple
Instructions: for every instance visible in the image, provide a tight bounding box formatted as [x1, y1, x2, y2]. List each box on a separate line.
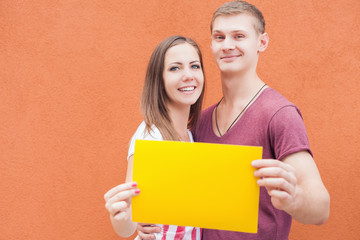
[104, 1, 330, 240]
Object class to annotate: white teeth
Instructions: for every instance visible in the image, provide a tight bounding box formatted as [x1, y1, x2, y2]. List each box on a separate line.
[179, 87, 195, 92]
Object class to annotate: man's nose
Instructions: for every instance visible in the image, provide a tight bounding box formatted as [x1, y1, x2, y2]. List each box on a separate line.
[222, 37, 235, 50]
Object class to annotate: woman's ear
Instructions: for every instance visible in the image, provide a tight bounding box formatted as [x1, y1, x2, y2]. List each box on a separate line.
[258, 33, 269, 53]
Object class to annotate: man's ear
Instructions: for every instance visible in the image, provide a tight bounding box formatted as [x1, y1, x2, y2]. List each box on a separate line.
[258, 33, 269, 53]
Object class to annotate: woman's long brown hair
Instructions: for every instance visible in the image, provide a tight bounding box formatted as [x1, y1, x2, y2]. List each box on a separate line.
[140, 35, 205, 140]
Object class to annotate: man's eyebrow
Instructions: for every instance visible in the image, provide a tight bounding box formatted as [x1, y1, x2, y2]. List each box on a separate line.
[214, 29, 248, 33]
[236, 29, 252, 35]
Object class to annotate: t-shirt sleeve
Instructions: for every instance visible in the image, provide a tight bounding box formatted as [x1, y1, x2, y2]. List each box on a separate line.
[269, 106, 313, 160]
[127, 122, 163, 160]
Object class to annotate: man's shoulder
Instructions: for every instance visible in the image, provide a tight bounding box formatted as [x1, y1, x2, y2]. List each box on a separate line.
[263, 88, 293, 105]
[201, 103, 217, 118]
[259, 88, 296, 111]
[192, 104, 217, 137]
[249, 88, 301, 122]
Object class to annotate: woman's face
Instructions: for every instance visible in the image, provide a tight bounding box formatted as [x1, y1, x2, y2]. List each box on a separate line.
[163, 42, 204, 109]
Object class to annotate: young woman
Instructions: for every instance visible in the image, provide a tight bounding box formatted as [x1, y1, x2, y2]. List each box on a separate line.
[104, 35, 205, 240]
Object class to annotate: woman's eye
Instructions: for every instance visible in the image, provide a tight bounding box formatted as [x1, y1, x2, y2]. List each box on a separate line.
[213, 35, 224, 40]
[170, 66, 179, 71]
[192, 64, 201, 69]
[236, 35, 244, 39]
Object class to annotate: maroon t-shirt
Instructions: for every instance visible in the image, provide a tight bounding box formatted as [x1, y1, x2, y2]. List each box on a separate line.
[193, 88, 312, 240]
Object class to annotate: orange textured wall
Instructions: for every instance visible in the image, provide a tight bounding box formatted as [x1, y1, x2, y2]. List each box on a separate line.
[1, 1, 359, 239]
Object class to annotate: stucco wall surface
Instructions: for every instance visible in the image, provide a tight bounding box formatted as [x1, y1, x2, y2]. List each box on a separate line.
[1, 0, 359, 239]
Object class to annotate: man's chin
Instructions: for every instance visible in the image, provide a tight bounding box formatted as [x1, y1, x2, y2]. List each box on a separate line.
[219, 66, 242, 74]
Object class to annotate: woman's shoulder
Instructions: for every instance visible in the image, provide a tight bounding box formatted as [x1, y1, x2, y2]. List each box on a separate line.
[132, 121, 163, 141]
[187, 129, 194, 142]
[127, 121, 163, 160]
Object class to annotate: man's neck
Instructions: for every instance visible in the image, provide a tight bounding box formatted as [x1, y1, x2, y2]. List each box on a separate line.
[220, 70, 264, 107]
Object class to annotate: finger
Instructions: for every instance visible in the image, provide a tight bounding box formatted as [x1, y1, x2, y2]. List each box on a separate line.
[106, 201, 128, 216]
[137, 223, 161, 233]
[254, 167, 296, 185]
[113, 210, 128, 221]
[257, 177, 294, 194]
[252, 159, 295, 173]
[104, 182, 138, 201]
[268, 188, 290, 200]
[137, 230, 157, 240]
[107, 188, 140, 205]
[137, 223, 153, 231]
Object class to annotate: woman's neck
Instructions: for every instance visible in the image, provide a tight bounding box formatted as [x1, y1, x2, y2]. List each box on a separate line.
[167, 103, 191, 142]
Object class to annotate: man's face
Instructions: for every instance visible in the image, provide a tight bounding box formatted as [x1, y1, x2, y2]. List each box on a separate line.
[211, 13, 266, 74]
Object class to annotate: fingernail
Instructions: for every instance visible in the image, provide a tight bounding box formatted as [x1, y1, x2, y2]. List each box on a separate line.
[134, 189, 140, 194]
[131, 182, 137, 187]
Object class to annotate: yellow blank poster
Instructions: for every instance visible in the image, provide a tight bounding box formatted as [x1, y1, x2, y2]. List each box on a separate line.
[132, 140, 262, 233]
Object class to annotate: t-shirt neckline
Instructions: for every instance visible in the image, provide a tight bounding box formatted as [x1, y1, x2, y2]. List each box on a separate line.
[210, 87, 270, 139]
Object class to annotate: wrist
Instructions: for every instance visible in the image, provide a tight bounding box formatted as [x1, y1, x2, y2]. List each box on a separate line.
[285, 185, 303, 217]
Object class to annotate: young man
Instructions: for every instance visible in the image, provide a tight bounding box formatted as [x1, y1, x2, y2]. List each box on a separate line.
[137, 1, 330, 239]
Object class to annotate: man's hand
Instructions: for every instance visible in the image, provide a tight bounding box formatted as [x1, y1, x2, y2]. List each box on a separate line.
[252, 159, 297, 213]
[252, 151, 330, 225]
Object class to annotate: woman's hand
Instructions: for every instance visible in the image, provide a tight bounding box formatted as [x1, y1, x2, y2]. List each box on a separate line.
[136, 223, 161, 239]
[104, 182, 140, 221]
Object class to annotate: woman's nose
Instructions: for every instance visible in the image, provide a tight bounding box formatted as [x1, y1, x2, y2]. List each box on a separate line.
[182, 68, 194, 81]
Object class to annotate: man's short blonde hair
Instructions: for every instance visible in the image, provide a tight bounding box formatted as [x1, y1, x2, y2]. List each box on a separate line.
[210, 1, 265, 34]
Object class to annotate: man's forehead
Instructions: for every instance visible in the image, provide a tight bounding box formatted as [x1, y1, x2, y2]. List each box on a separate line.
[212, 13, 259, 33]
